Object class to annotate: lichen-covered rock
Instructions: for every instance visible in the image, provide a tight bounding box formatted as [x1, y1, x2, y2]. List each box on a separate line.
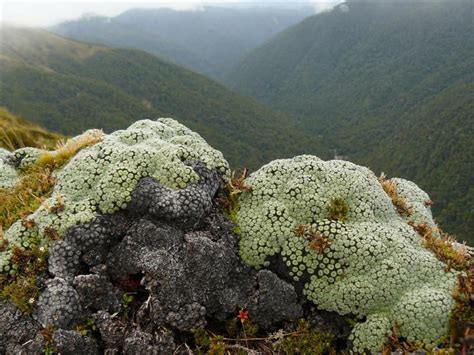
[0, 119, 314, 354]
[122, 328, 176, 355]
[0, 301, 40, 354]
[0, 148, 18, 189]
[1, 118, 229, 275]
[51, 329, 100, 355]
[35, 277, 83, 328]
[0, 119, 468, 354]
[236, 155, 459, 352]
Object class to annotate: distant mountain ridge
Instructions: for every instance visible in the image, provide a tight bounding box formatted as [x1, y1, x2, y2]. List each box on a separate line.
[225, 0, 474, 244]
[52, 6, 314, 80]
[0, 27, 328, 170]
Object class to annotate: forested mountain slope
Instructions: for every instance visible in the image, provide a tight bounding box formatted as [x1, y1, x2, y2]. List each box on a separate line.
[226, 0, 474, 244]
[0, 27, 328, 170]
[362, 82, 474, 243]
[52, 6, 313, 80]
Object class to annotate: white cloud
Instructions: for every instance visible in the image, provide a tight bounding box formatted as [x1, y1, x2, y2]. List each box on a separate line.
[1, 1, 341, 27]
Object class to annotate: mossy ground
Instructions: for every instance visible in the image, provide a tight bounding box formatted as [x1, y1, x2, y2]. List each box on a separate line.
[192, 317, 337, 354]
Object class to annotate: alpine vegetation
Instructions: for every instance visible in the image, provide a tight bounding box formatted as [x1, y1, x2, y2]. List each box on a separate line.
[0, 119, 471, 354]
[236, 155, 464, 352]
[1, 119, 228, 276]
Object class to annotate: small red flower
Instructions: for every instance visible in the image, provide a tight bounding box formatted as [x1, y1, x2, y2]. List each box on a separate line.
[425, 199, 433, 207]
[237, 309, 249, 323]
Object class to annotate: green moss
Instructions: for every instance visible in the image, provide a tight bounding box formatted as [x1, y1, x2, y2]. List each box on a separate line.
[227, 204, 241, 235]
[192, 327, 212, 351]
[0, 275, 39, 313]
[75, 319, 98, 338]
[273, 320, 335, 355]
[208, 336, 226, 355]
[327, 197, 349, 222]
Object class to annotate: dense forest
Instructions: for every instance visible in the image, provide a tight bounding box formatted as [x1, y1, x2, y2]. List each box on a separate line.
[52, 6, 313, 80]
[226, 0, 473, 244]
[0, 27, 329, 170]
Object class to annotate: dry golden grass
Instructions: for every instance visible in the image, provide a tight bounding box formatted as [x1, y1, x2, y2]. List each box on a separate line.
[378, 174, 413, 216]
[0, 166, 56, 230]
[294, 224, 331, 254]
[35, 129, 103, 168]
[0, 129, 103, 230]
[410, 222, 471, 272]
[0, 107, 65, 151]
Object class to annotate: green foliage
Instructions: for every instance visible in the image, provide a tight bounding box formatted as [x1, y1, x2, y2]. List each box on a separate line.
[120, 292, 135, 316]
[365, 83, 474, 245]
[75, 319, 98, 338]
[226, 0, 474, 244]
[273, 320, 335, 355]
[0, 27, 329, 171]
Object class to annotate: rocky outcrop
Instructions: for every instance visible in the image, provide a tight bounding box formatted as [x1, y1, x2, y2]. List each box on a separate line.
[0, 162, 318, 353]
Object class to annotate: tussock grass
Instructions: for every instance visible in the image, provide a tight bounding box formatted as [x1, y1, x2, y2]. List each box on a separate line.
[0, 107, 65, 151]
[0, 129, 103, 230]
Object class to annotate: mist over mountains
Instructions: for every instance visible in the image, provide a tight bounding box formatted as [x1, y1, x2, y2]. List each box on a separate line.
[52, 6, 314, 80]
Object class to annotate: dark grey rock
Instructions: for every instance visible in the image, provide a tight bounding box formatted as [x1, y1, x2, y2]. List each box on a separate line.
[93, 311, 127, 350]
[122, 328, 175, 355]
[52, 329, 100, 355]
[73, 274, 122, 314]
[0, 302, 40, 354]
[248, 270, 303, 329]
[35, 278, 82, 328]
[1, 164, 342, 353]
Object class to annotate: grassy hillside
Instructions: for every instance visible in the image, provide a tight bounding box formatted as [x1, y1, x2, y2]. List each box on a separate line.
[0, 27, 329, 170]
[0, 107, 64, 150]
[226, 0, 474, 244]
[52, 6, 313, 80]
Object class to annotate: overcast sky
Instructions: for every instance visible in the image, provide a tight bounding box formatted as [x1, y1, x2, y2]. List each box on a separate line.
[1, 1, 341, 27]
